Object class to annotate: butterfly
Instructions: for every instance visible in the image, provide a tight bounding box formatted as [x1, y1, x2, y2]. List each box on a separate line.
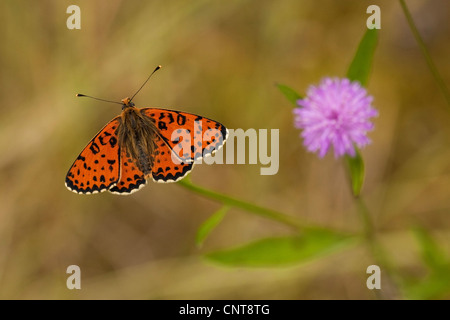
[65, 67, 228, 195]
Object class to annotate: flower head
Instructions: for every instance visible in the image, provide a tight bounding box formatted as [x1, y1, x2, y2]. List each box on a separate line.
[293, 77, 378, 158]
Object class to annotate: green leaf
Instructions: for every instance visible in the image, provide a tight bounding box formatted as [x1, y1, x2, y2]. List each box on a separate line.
[196, 206, 229, 247]
[205, 228, 353, 267]
[346, 29, 378, 86]
[344, 148, 365, 197]
[276, 83, 303, 106]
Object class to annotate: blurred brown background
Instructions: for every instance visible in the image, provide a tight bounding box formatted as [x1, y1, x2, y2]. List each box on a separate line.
[0, 0, 449, 299]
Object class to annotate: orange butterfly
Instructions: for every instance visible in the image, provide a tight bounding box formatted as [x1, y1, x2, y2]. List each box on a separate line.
[65, 66, 228, 195]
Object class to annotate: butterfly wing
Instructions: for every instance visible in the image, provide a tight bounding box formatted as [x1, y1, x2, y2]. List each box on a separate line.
[108, 150, 147, 194]
[152, 135, 193, 182]
[141, 108, 228, 163]
[65, 117, 121, 194]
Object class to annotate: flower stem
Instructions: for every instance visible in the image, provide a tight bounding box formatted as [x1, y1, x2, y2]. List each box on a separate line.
[177, 179, 304, 230]
[399, 0, 450, 109]
[356, 197, 374, 241]
[356, 197, 402, 299]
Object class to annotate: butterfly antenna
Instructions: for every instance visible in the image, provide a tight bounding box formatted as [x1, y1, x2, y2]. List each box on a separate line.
[130, 65, 161, 102]
[76, 94, 123, 105]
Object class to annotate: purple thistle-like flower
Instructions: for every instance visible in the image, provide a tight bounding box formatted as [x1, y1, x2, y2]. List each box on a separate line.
[293, 77, 378, 158]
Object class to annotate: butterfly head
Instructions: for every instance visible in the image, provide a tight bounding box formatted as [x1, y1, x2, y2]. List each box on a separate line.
[121, 97, 135, 109]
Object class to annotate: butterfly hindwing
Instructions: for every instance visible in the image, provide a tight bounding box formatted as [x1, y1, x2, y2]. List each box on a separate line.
[152, 135, 193, 183]
[65, 117, 121, 194]
[142, 108, 228, 163]
[108, 150, 147, 194]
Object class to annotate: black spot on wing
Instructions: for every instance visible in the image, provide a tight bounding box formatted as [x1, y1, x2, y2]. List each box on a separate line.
[152, 163, 193, 182]
[158, 121, 168, 131]
[108, 177, 147, 194]
[202, 121, 227, 157]
[65, 175, 114, 194]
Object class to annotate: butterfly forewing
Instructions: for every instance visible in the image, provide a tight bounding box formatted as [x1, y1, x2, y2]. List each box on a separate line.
[142, 108, 228, 163]
[65, 117, 121, 194]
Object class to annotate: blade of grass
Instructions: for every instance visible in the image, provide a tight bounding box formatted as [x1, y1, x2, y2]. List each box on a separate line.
[178, 179, 305, 230]
[346, 29, 378, 86]
[276, 83, 303, 106]
[196, 205, 229, 247]
[344, 148, 365, 197]
[399, 0, 450, 109]
[206, 230, 353, 267]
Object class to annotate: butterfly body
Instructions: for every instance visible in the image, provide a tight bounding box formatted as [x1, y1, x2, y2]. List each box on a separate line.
[117, 97, 159, 175]
[66, 97, 227, 195]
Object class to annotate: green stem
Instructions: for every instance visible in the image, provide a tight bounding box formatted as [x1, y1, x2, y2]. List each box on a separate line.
[356, 197, 374, 242]
[177, 179, 304, 230]
[356, 197, 402, 299]
[399, 0, 450, 109]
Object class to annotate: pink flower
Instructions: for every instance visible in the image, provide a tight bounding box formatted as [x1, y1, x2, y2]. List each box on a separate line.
[294, 77, 378, 158]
